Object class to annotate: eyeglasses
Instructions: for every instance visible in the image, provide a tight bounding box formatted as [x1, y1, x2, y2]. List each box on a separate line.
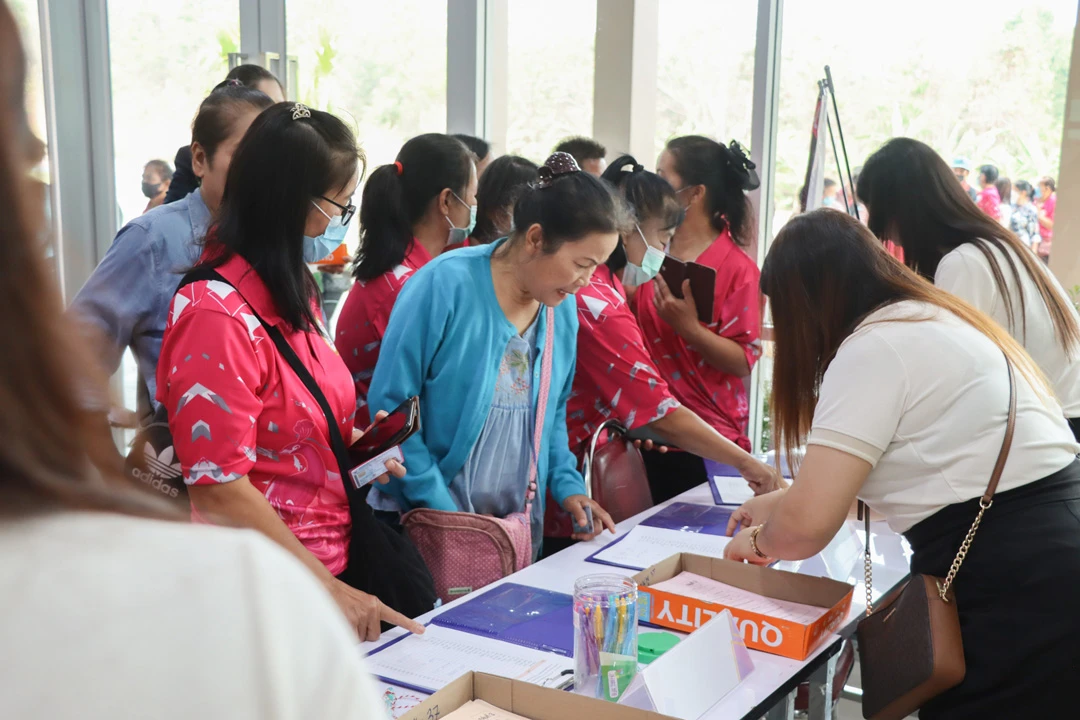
[319, 195, 356, 226]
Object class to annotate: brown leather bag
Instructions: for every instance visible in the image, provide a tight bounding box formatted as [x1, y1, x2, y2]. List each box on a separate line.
[584, 420, 653, 524]
[856, 356, 1016, 720]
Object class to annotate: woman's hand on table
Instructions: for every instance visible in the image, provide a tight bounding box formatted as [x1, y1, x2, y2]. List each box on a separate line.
[723, 526, 772, 566]
[726, 488, 787, 536]
[351, 410, 407, 484]
[327, 578, 425, 641]
[562, 495, 617, 541]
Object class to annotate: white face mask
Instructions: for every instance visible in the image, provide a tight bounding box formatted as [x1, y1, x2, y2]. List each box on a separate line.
[622, 224, 666, 287]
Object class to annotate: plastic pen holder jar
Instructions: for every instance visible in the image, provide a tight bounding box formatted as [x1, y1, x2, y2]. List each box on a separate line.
[573, 574, 639, 702]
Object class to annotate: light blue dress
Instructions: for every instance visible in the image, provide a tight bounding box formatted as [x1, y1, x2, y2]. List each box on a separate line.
[449, 317, 541, 555]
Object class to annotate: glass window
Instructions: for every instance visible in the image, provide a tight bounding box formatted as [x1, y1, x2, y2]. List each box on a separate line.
[505, 0, 596, 162]
[773, 1, 1078, 235]
[286, 0, 448, 171]
[9, 0, 48, 181]
[106, 1, 240, 434]
[106, 1, 239, 226]
[655, 1, 757, 165]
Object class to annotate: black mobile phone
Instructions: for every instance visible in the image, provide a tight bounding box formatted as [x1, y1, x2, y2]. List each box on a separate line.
[348, 396, 421, 467]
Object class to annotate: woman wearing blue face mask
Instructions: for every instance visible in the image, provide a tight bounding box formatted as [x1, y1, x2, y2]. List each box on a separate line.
[543, 157, 782, 554]
[156, 103, 432, 639]
[335, 134, 477, 428]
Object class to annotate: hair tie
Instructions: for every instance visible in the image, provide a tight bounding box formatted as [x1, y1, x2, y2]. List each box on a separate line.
[536, 152, 581, 189]
[725, 140, 760, 191]
[394, 161, 403, 176]
[226, 78, 243, 87]
[291, 103, 312, 121]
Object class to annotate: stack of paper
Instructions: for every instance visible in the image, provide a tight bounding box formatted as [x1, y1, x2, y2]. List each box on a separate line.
[649, 571, 828, 624]
[366, 625, 573, 694]
[587, 524, 732, 571]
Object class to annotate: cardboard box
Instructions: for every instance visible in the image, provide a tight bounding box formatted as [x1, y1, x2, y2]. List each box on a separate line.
[633, 554, 854, 661]
[400, 672, 673, 720]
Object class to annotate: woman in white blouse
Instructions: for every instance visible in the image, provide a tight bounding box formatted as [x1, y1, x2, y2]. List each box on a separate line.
[857, 137, 1080, 439]
[724, 210, 1080, 719]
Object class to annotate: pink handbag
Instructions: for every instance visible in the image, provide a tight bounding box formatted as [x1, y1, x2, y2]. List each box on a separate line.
[402, 307, 555, 603]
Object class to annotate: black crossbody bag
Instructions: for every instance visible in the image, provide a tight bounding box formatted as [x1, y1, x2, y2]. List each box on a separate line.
[126, 267, 436, 620]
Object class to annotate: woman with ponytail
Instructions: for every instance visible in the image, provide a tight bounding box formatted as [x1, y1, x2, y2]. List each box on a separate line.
[543, 156, 780, 553]
[335, 133, 476, 427]
[633, 136, 764, 500]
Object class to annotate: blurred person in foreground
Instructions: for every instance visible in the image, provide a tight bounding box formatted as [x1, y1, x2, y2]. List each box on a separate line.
[0, 5, 389, 718]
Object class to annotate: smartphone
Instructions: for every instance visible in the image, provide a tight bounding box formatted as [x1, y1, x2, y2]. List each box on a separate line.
[571, 505, 594, 535]
[686, 262, 717, 323]
[658, 255, 688, 298]
[347, 397, 420, 489]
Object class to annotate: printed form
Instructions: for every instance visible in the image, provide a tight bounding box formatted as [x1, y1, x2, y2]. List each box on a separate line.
[366, 625, 573, 693]
[591, 525, 733, 570]
[710, 475, 754, 504]
[650, 571, 828, 624]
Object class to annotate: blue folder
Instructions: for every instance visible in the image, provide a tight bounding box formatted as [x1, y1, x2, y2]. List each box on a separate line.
[431, 583, 574, 656]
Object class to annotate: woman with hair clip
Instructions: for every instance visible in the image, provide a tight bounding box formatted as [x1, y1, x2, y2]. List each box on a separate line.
[858, 138, 1080, 438]
[632, 136, 763, 501]
[166, 65, 286, 204]
[724, 210, 1080, 718]
[368, 153, 619, 561]
[157, 103, 431, 641]
[0, 9, 387, 717]
[446, 154, 538, 250]
[334, 133, 477, 428]
[542, 156, 781, 555]
[71, 83, 274, 425]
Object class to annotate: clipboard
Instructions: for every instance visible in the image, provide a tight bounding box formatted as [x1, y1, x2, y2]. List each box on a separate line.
[657, 256, 715, 324]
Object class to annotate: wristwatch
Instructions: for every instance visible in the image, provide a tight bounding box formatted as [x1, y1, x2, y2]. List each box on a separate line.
[749, 524, 771, 560]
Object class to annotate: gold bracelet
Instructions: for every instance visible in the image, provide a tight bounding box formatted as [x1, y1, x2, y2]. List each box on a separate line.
[749, 524, 771, 560]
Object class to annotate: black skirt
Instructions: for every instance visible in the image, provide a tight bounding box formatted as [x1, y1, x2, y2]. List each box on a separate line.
[903, 459, 1080, 719]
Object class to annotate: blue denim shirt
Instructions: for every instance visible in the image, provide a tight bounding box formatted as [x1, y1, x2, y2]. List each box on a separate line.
[70, 189, 210, 419]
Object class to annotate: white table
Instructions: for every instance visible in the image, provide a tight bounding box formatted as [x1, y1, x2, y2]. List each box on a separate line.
[360, 484, 911, 720]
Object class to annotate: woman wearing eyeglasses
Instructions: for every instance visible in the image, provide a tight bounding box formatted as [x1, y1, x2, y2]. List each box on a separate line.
[335, 134, 477, 429]
[157, 104, 426, 640]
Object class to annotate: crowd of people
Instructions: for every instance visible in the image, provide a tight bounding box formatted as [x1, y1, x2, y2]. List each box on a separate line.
[4, 4, 1079, 715]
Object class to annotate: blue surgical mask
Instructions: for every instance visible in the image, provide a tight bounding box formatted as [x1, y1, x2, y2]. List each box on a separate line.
[822, 195, 837, 207]
[446, 191, 477, 245]
[304, 200, 348, 263]
[622, 224, 666, 287]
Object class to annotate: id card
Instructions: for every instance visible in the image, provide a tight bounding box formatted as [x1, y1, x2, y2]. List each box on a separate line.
[349, 446, 403, 489]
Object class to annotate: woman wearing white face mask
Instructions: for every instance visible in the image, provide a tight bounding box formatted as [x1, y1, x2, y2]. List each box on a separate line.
[157, 104, 431, 640]
[335, 134, 477, 428]
[543, 157, 782, 553]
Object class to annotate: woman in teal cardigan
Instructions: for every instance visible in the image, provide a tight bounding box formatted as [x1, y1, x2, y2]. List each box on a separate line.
[368, 153, 622, 554]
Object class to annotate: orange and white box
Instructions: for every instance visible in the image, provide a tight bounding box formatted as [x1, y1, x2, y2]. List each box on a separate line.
[633, 554, 854, 661]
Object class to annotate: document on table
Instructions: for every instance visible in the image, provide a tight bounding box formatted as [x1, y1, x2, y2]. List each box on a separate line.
[365, 625, 573, 694]
[709, 475, 754, 505]
[650, 571, 828, 625]
[443, 700, 530, 720]
[589, 524, 733, 571]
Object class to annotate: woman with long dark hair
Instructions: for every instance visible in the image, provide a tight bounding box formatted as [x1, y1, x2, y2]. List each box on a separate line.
[724, 210, 1080, 718]
[632, 136, 763, 500]
[157, 103, 430, 640]
[543, 156, 780, 552]
[0, 8, 386, 716]
[334, 133, 476, 428]
[858, 138, 1080, 438]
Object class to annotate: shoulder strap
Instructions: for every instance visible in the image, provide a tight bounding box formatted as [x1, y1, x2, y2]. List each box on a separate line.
[984, 354, 1017, 502]
[524, 306, 556, 507]
[178, 267, 358, 502]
